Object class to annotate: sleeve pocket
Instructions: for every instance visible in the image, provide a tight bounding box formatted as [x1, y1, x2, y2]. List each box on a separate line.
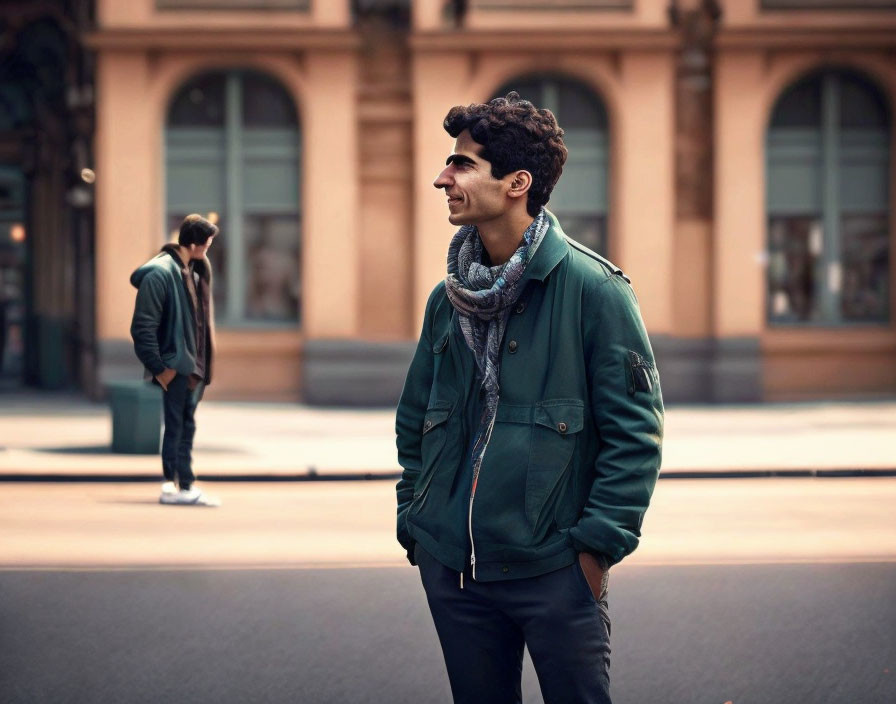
[626, 350, 656, 395]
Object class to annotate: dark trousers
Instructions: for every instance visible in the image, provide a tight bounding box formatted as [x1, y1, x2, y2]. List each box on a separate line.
[161, 374, 203, 489]
[416, 545, 612, 704]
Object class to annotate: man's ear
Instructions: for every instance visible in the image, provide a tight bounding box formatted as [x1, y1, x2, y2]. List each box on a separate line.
[507, 170, 533, 200]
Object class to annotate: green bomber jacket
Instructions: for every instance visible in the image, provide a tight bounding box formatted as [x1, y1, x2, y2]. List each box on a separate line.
[395, 211, 664, 582]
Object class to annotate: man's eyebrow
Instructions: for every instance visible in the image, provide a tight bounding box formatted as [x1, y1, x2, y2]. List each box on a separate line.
[445, 154, 476, 166]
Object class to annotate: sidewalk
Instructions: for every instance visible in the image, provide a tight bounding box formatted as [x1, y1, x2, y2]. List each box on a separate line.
[1, 393, 894, 480]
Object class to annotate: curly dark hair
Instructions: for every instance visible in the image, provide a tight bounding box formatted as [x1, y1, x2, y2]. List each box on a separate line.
[443, 92, 568, 217]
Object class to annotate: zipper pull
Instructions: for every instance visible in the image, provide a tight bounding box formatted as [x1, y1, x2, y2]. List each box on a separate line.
[460, 572, 464, 590]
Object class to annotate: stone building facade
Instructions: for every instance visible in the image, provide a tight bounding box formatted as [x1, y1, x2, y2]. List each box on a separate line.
[2, 0, 894, 403]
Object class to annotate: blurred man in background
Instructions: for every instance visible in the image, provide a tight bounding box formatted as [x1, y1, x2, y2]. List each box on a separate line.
[131, 214, 220, 507]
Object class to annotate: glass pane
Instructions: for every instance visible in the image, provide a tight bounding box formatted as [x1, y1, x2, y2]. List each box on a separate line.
[244, 214, 300, 323]
[558, 81, 607, 129]
[556, 214, 606, 255]
[767, 216, 824, 323]
[242, 73, 298, 127]
[166, 213, 227, 321]
[839, 73, 889, 129]
[770, 75, 822, 129]
[841, 214, 889, 322]
[168, 73, 226, 127]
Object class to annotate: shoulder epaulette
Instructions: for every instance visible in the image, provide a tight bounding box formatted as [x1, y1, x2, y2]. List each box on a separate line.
[564, 236, 632, 284]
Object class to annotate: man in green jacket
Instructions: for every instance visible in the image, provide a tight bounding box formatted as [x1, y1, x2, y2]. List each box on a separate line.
[131, 214, 220, 507]
[395, 93, 663, 704]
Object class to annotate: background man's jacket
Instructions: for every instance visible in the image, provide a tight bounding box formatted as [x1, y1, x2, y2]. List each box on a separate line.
[396, 212, 663, 582]
[130, 244, 214, 385]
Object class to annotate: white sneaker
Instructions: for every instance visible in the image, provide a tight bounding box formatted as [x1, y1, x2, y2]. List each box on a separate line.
[159, 486, 221, 507]
[160, 481, 177, 499]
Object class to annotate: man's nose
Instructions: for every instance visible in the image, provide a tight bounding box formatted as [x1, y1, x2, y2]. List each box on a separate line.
[433, 168, 452, 189]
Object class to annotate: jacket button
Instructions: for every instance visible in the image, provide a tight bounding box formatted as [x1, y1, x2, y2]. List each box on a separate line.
[508, 340, 518, 353]
[515, 302, 525, 314]
[557, 422, 567, 433]
[502, 566, 509, 574]
[423, 420, 433, 431]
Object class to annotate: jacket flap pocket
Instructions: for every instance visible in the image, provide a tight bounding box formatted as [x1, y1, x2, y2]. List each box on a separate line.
[432, 332, 449, 354]
[423, 401, 452, 434]
[534, 400, 584, 434]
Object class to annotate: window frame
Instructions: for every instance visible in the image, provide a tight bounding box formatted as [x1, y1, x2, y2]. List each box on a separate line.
[765, 69, 891, 327]
[165, 69, 302, 328]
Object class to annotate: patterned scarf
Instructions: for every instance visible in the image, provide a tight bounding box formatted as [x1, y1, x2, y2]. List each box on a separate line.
[444, 207, 548, 492]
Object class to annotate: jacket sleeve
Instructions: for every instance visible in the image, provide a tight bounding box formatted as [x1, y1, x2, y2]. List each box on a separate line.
[394, 285, 441, 565]
[130, 270, 168, 377]
[568, 273, 664, 567]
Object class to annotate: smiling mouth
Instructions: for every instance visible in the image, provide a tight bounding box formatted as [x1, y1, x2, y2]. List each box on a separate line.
[447, 196, 463, 205]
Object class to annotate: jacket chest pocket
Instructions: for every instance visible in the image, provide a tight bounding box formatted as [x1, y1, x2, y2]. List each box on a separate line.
[525, 400, 585, 529]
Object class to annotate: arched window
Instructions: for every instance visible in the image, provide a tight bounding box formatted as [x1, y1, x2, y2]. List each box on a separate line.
[766, 69, 890, 324]
[166, 70, 301, 325]
[493, 76, 609, 254]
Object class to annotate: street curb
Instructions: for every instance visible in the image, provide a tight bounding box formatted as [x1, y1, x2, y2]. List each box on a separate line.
[1, 469, 895, 482]
[0, 472, 402, 483]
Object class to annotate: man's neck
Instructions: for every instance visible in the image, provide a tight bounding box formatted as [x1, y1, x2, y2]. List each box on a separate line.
[174, 246, 192, 267]
[476, 210, 536, 266]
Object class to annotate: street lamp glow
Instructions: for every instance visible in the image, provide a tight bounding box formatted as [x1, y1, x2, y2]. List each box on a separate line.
[10, 223, 25, 243]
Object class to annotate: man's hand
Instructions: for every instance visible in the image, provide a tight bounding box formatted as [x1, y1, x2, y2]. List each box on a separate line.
[155, 368, 176, 391]
[577, 552, 608, 601]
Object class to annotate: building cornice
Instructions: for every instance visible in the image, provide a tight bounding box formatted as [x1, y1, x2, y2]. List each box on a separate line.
[83, 28, 360, 52]
[716, 26, 896, 50]
[409, 29, 678, 52]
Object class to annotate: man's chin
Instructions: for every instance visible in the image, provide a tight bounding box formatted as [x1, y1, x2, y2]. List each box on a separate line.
[447, 212, 472, 226]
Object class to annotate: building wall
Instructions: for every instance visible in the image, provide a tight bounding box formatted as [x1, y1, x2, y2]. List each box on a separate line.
[87, 0, 896, 403]
[715, 2, 896, 400]
[91, 0, 360, 400]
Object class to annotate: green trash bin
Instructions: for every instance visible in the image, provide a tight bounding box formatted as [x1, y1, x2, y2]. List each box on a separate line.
[107, 380, 162, 454]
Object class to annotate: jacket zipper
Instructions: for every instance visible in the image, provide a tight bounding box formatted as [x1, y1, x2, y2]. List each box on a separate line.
[467, 412, 497, 583]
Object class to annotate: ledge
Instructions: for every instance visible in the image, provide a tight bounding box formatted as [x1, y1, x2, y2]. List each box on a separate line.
[409, 29, 678, 52]
[715, 27, 896, 50]
[85, 28, 361, 51]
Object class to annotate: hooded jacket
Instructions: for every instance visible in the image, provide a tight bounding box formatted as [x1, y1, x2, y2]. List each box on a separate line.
[395, 211, 663, 582]
[130, 244, 214, 385]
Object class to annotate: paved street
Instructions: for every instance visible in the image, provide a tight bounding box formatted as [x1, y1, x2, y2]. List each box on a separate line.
[1, 479, 895, 703]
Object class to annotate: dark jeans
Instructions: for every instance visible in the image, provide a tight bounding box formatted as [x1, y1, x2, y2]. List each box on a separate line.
[161, 374, 203, 489]
[416, 545, 612, 704]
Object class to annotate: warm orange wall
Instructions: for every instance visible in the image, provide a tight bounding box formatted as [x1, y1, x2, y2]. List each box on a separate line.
[97, 0, 348, 28]
[95, 51, 156, 341]
[302, 51, 360, 338]
[713, 51, 766, 338]
[615, 52, 675, 334]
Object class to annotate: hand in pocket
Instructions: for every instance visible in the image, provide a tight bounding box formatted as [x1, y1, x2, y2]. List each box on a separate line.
[577, 552, 607, 601]
[155, 368, 176, 391]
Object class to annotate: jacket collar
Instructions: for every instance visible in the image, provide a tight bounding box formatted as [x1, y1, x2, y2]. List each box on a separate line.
[521, 209, 568, 283]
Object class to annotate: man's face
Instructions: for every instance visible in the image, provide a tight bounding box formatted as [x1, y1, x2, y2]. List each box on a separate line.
[433, 130, 509, 226]
[190, 235, 214, 260]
